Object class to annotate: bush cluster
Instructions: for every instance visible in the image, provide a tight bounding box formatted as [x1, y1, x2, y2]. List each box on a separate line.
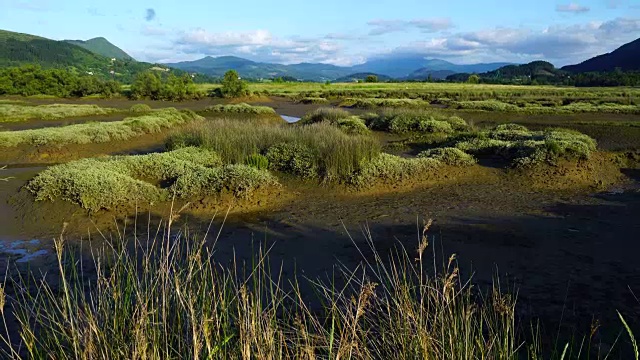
[365, 109, 468, 133]
[130, 71, 202, 101]
[299, 107, 369, 134]
[27, 147, 278, 211]
[452, 124, 597, 167]
[266, 142, 318, 178]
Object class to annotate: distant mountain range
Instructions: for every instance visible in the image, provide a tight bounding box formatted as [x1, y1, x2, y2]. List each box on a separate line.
[0, 28, 638, 84]
[562, 38, 640, 73]
[64, 37, 133, 60]
[166, 55, 513, 81]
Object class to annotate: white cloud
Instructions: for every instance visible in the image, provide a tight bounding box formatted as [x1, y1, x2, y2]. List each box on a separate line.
[368, 18, 453, 35]
[556, 3, 591, 13]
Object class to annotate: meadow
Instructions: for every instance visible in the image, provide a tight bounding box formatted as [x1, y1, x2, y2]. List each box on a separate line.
[0, 83, 639, 358]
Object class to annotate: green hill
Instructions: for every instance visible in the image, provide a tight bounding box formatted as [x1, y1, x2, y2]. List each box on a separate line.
[0, 29, 109, 70]
[64, 37, 133, 60]
[563, 38, 640, 73]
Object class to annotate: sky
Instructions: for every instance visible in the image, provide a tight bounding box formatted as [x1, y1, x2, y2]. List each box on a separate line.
[1, 0, 639, 66]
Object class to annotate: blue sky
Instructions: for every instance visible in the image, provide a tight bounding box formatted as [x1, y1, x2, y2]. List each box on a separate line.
[1, 0, 639, 66]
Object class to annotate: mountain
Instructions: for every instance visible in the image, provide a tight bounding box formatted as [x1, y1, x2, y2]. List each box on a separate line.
[447, 61, 567, 83]
[64, 37, 133, 60]
[0, 29, 210, 83]
[166, 56, 352, 81]
[167, 55, 513, 81]
[0, 29, 110, 69]
[562, 38, 640, 73]
[334, 73, 391, 82]
[406, 68, 456, 80]
[350, 55, 512, 78]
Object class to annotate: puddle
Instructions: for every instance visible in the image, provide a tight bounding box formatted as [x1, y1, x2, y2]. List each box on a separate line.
[280, 115, 301, 123]
[0, 239, 50, 263]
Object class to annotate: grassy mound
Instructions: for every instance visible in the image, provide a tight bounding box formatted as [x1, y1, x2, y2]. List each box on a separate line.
[200, 103, 276, 115]
[0, 108, 202, 147]
[168, 120, 380, 182]
[340, 97, 431, 108]
[365, 109, 468, 134]
[296, 96, 329, 104]
[453, 124, 597, 167]
[448, 99, 640, 114]
[27, 147, 278, 211]
[0, 103, 118, 122]
[299, 108, 369, 134]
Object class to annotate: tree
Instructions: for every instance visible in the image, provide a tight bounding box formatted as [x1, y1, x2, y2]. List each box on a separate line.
[130, 71, 163, 100]
[467, 74, 480, 84]
[365, 75, 378, 83]
[220, 70, 249, 98]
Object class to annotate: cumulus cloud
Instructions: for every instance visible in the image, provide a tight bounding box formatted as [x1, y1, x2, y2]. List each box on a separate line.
[388, 17, 640, 65]
[145, 8, 156, 21]
[556, 3, 591, 13]
[171, 28, 360, 65]
[368, 18, 453, 35]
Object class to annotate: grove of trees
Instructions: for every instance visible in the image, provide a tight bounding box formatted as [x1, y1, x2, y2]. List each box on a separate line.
[0, 65, 120, 97]
[129, 71, 202, 101]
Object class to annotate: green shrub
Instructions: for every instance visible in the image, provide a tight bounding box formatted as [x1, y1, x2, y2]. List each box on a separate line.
[130, 103, 152, 113]
[297, 97, 329, 104]
[349, 153, 444, 187]
[452, 124, 597, 167]
[337, 116, 369, 135]
[245, 153, 269, 170]
[219, 70, 250, 98]
[418, 147, 477, 166]
[27, 147, 277, 211]
[366, 109, 465, 134]
[0, 108, 203, 148]
[266, 142, 318, 178]
[299, 107, 351, 125]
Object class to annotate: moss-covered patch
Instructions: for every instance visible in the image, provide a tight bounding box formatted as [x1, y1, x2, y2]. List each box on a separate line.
[0, 108, 202, 148]
[26, 147, 278, 211]
[0, 104, 119, 122]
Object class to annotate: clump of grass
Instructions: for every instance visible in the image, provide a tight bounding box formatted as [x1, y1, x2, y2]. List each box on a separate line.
[200, 103, 276, 115]
[349, 153, 443, 187]
[244, 153, 269, 170]
[299, 107, 368, 134]
[418, 147, 477, 166]
[169, 120, 380, 181]
[296, 96, 329, 104]
[0, 108, 202, 148]
[452, 124, 597, 167]
[340, 97, 431, 108]
[366, 108, 468, 133]
[266, 142, 318, 178]
[299, 107, 352, 124]
[0, 216, 529, 359]
[26, 147, 277, 211]
[0, 104, 118, 122]
[129, 103, 152, 113]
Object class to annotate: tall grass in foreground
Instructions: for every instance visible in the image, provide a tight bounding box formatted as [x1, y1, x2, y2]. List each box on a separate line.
[0, 216, 527, 359]
[168, 120, 380, 181]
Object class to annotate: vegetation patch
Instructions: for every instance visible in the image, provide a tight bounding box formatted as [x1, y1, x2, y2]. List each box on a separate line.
[0, 103, 118, 122]
[365, 109, 468, 133]
[0, 108, 202, 148]
[349, 153, 444, 187]
[200, 103, 277, 115]
[129, 103, 153, 113]
[340, 97, 431, 108]
[417, 147, 477, 166]
[296, 96, 329, 104]
[168, 120, 380, 182]
[299, 107, 369, 134]
[26, 147, 278, 211]
[452, 124, 598, 167]
[448, 99, 640, 114]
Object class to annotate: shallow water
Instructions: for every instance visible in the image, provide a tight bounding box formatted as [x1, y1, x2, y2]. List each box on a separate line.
[280, 115, 301, 123]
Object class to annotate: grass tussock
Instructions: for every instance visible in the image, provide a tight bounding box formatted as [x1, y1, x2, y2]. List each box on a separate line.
[0, 218, 531, 359]
[453, 124, 598, 167]
[168, 119, 380, 181]
[299, 107, 369, 134]
[0, 103, 118, 122]
[26, 147, 278, 211]
[0, 108, 202, 148]
[365, 108, 469, 134]
[200, 103, 277, 115]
